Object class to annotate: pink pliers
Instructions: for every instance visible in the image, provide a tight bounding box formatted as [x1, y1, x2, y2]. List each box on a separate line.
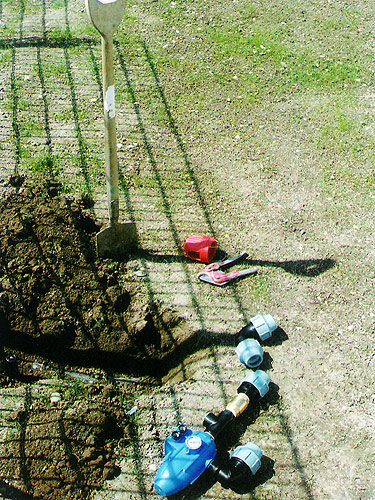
[197, 252, 258, 286]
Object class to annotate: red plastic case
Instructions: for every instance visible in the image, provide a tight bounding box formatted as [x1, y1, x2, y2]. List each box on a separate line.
[184, 235, 217, 263]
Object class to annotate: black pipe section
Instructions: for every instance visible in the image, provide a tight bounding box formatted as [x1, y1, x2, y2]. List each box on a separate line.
[237, 380, 261, 403]
[208, 453, 253, 488]
[234, 321, 258, 345]
[203, 410, 234, 439]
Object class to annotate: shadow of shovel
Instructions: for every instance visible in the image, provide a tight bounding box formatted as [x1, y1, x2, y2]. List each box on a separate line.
[85, 0, 137, 258]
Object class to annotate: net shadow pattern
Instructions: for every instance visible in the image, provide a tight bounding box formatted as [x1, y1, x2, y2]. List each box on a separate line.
[0, 1, 324, 498]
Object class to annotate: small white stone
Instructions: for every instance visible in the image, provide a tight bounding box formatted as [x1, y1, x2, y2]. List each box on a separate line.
[127, 405, 138, 416]
[50, 392, 61, 403]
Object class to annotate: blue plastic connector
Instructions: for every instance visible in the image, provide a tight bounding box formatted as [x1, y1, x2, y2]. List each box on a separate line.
[231, 442, 263, 475]
[234, 315, 277, 367]
[235, 339, 264, 368]
[242, 370, 270, 398]
[251, 314, 277, 341]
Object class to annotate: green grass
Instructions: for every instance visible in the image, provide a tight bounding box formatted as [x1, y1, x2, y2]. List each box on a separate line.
[314, 97, 375, 162]
[23, 151, 61, 178]
[1, 0, 19, 14]
[20, 118, 43, 138]
[2, 0, 374, 233]
[45, 27, 74, 46]
[248, 275, 271, 302]
[0, 51, 10, 66]
[0, 26, 15, 48]
[62, 380, 89, 401]
[321, 113, 372, 158]
[51, 0, 65, 8]
[55, 103, 93, 124]
[6, 79, 39, 115]
[206, 26, 365, 93]
[39, 60, 68, 79]
[116, 0, 372, 140]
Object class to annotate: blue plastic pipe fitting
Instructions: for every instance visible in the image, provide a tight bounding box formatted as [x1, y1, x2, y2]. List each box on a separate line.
[239, 314, 277, 342]
[208, 441, 263, 487]
[235, 339, 263, 368]
[240, 369, 270, 398]
[253, 314, 277, 340]
[235, 314, 277, 368]
[230, 442, 263, 475]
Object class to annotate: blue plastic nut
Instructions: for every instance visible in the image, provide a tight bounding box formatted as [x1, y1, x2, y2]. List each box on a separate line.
[154, 428, 216, 497]
[235, 339, 264, 368]
[251, 314, 277, 341]
[231, 442, 263, 475]
[242, 370, 270, 398]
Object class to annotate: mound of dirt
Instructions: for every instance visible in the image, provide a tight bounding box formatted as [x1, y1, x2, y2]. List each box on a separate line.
[0, 175, 184, 385]
[0, 384, 130, 500]
[0, 175, 189, 499]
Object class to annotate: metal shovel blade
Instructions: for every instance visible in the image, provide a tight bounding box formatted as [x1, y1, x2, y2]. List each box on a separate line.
[85, 0, 127, 38]
[96, 222, 137, 259]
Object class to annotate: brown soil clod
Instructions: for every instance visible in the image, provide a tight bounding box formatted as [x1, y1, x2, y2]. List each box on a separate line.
[0, 390, 130, 500]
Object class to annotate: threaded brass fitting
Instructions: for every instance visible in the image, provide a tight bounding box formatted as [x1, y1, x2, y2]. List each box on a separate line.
[226, 393, 249, 417]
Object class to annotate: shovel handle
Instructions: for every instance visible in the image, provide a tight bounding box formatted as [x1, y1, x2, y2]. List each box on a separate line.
[102, 35, 119, 226]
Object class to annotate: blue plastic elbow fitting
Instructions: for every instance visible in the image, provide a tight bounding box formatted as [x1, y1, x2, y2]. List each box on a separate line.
[235, 339, 263, 368]
[235, 314, 277, 367]
[236, 314, 277, 344]
[208, 441, 263, 487]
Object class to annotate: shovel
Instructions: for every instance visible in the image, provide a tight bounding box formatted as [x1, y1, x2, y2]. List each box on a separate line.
[85, 0, 137, 258]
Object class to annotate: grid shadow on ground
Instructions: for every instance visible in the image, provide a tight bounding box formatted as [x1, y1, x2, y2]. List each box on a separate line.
[0, 1, 327, 499]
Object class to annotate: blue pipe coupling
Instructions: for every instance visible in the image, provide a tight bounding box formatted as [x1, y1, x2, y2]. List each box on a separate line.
[241, 369, 270, 398]
[231, 442, 263, 475]
[235, 339, 263, 368]
[251, 314, 277, 341]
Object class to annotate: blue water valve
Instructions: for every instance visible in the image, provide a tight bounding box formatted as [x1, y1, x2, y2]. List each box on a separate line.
[154, 424, 216, 497]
